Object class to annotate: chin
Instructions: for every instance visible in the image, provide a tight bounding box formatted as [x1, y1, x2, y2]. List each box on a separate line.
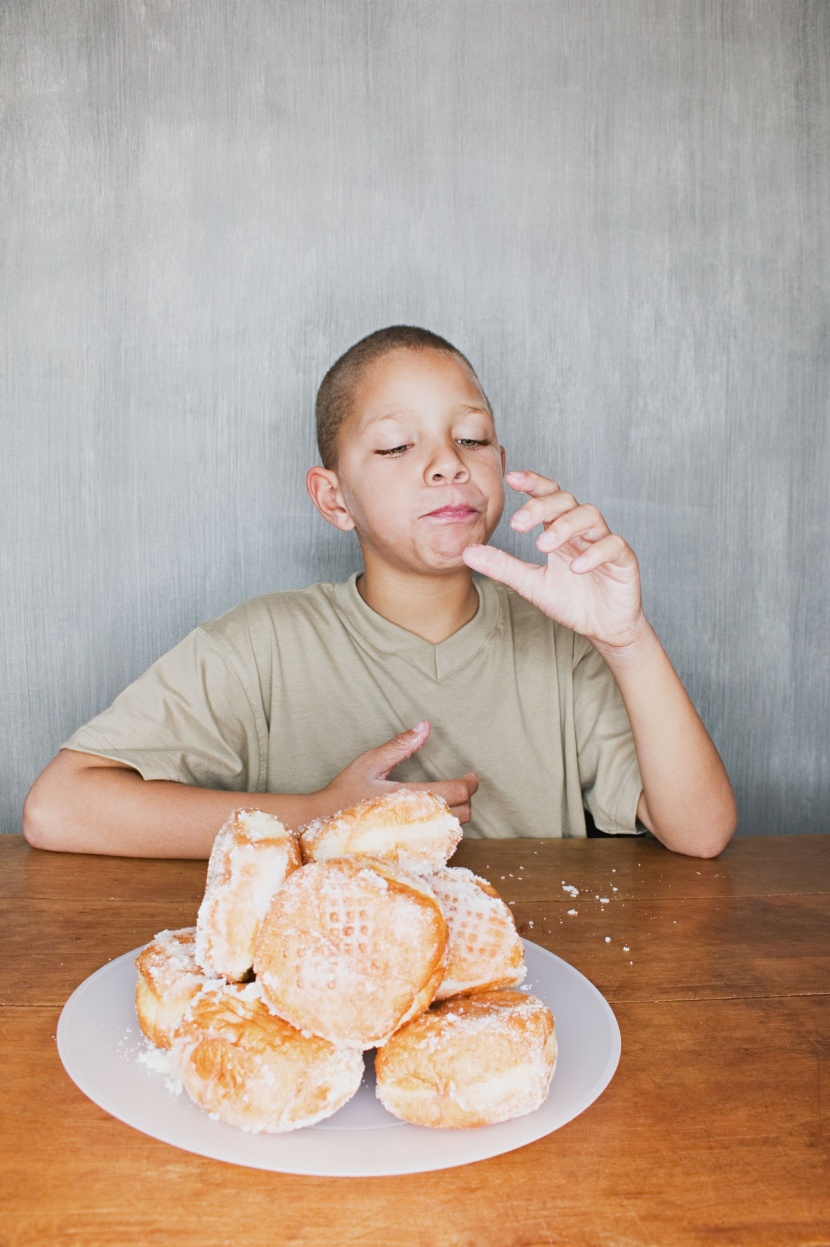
[423, 542, 478, 573]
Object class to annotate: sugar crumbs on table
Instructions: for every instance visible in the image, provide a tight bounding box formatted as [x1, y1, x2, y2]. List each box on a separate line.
[567, 909, 578, 916]
[604, 936, 611, 943]
[623, 945, 630, 951]
[599, 898, 609, 904]
[561, 883, 579, 897]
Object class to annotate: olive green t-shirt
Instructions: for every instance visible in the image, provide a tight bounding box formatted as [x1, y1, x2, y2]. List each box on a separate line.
[63, 575, 643, 840]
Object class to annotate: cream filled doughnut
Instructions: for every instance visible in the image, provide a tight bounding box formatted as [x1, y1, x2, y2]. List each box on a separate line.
[427, 866, 526, 1000]
[299, 788, 462, 876]
[195, 808, 302, 981]
[254, 857, 448, 1049]
[135, 927, 213, 1049]
[172, 983, 364, 1133]
[374, 990, 556, 1128]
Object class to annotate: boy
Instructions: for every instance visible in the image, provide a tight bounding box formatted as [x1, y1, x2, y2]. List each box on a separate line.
[23, 326, 736, 858]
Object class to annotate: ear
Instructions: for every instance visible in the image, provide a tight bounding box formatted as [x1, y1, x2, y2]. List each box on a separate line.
[306, 465, 356, 532]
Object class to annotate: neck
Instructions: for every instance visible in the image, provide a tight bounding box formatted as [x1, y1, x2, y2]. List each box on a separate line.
[356, 561, 480, 643]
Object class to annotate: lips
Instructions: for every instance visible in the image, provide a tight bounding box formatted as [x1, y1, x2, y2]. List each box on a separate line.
[423, 505, 479, 521]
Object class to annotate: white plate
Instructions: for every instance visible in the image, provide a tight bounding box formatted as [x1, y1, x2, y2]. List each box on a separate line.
[57, 940, 620, 1176]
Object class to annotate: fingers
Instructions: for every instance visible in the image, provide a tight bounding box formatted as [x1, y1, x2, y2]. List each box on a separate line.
[360, 727, 478, 824]
[507, 471, 580, 534]
[569, 532, 635, 574]
[507, 471, 633, 573]
[359, 725, 479, 817]
[535, 502, 610, 553]
[405, 772, 479, 825]
[365, 721, 431, 779]
[462, 543, 546, 597]
[505, 468, 561, 499]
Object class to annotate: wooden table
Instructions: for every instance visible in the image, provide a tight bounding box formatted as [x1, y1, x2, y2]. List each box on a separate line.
[1, 833, 828, 1247]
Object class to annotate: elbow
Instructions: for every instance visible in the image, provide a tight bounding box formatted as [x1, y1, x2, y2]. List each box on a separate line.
[709, 787, 739, 856]
[22, 783, 59, 851]
[22, 794, 47, 850]
[640, 784, 738, 859]
[646, 785, 738, 859]
[681, 796, 739, 860]
[687, 831, 733, 859]
[22, 771, 77, 852]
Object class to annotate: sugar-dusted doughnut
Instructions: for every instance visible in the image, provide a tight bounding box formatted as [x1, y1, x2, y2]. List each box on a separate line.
[135, 927, 213, 1049]
[195, 808, 302, 981]
[374, 990, 556, 1128]
[427, 866, 526, 1000]
[172, 982, 364, 1133]
[254, 857, 448, 1049]
[299, 788, 462, 876]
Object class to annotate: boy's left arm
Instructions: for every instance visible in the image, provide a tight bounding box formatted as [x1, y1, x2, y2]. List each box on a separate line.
[463, 470, 737, 858]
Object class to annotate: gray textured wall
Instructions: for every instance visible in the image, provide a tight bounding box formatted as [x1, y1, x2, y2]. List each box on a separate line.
[3, 0, 829, 836]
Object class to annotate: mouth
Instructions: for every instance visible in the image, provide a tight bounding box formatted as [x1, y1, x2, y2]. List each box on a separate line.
[422, 505, 480, 522]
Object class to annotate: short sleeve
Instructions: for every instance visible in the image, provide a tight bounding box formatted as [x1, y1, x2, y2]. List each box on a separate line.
[62, 626, 267, 792]
[572, 637, 644, 834]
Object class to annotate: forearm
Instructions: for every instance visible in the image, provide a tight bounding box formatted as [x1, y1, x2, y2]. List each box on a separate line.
[23, 727, 478, 858]
[22, 750, 330, 858]
[594, 623, 737, 858]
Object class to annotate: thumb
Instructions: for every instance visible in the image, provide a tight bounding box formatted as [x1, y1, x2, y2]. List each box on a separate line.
[462, 543, 544, 600]
[366, 721, 431, 780]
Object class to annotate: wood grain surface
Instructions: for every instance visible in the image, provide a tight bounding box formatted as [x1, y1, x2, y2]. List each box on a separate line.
[1, 833, 828, 1247]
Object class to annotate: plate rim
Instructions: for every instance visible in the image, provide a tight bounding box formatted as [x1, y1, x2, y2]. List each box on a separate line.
[57, 939, 620, 1176]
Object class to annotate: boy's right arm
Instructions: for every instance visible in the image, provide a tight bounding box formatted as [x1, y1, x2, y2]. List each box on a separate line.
[22, 721, 478, 858]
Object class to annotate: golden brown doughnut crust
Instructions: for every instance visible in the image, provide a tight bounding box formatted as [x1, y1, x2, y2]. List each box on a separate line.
[254, 857, 448, 1049]
[427, 866, 526, 1000]
[134, 927, 212, 1049]
[195, 808, 302, 981]
[172, 983, 364, 1133]
[299, 788, 463, 876]
[375, 990, 556, 1128]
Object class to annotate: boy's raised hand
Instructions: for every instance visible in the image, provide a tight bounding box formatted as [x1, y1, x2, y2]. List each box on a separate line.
[465, 470, 738, 858]
[463, 470, 646, 651]
[319, 721, 478, 825]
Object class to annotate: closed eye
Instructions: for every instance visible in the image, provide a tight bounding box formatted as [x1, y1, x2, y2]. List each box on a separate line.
[374, 444, 411, 457]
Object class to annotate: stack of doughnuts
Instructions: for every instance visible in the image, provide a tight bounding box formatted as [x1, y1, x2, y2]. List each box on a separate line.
[135, 790, 556, 1133]
[254, 857, 448, 1049]
[134, 927, 210, 1049]
[194, 808, 302, 981]
[299, 788, 463, 875]
[173, 983, 364, 1133]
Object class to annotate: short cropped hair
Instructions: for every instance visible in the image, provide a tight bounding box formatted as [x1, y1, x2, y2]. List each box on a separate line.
[315, 325, 490, 469]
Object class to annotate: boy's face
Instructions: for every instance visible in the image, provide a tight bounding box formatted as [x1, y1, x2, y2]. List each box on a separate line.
[328, 349, 505, 576]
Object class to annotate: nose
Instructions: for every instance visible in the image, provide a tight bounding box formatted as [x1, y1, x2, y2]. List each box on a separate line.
[425, 440, 469, 484]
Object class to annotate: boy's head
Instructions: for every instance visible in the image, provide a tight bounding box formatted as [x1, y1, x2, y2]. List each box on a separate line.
[307, 327, 505, 580]
[315, 325, 492, 470]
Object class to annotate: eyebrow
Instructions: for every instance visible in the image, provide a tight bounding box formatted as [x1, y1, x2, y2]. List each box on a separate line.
[361, 403, 492, 429]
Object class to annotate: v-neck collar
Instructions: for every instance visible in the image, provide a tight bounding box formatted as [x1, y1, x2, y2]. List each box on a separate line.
[331, 573, 502, 682]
